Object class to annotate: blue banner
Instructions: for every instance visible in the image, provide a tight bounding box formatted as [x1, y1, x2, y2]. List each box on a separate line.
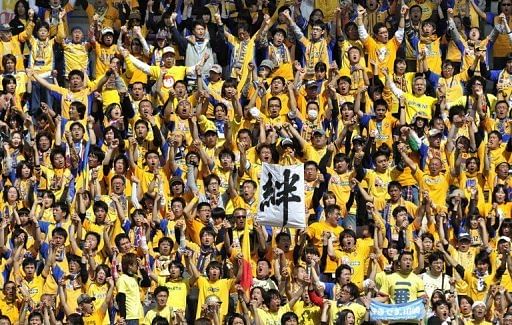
[370, 299, 425, 321]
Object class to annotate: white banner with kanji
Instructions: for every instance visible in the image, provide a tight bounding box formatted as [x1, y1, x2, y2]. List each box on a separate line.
[256, 163, 305, 228]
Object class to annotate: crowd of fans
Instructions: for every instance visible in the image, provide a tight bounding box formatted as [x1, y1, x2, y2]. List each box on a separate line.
[3, 0, 512, 324]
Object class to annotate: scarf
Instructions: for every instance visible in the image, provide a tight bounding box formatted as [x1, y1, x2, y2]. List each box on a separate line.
[420, 35, 438, 45]
[197, 246, 216, 274]
[475, 270, 488, 292]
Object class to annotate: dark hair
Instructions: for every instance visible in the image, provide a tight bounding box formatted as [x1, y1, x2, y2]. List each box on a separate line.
[68, 69, 85, 81]
[211, 207, 226, 219]
[1, 75, 16, 92]
[336, 309, 355, 325]
[372, 22, 387, 35]
[342, 282, 360, 300]
[67, 313, 84, 325]
[335, 264, 352, 279]
[281, 312, 299, 324]
[493, 184, 510, 203]
[154, 286, 169, 296]
[151, 316, 169, 325]
[428, 251, 444, 265]
[93, 200, 108, 212]
[226, 313, 247, 325]
[263, 288, 281, 306]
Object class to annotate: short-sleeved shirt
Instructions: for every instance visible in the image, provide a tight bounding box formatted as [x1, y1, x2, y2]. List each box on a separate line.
[116, 274, 144, 321]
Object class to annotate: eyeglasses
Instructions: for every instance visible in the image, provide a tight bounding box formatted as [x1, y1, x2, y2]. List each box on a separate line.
[502, 3, 511, 6]
[234, 215, 246, 219]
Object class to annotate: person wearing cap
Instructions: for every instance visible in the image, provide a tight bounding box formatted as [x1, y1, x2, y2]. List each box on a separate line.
[207, 64, 224, 100]
[283, 114, 326, 164]
[470, 300, 490, 324]
[59, 278, 114, 324]
[123, 45, 202, 105]
[296, 78, 326, 117]
[90, 24, 120, 77]
[0, 20, 31, 72]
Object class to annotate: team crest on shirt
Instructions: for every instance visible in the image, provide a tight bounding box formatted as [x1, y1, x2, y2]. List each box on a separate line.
[163, 74, 175, 89]
[377, 47, 389, 62]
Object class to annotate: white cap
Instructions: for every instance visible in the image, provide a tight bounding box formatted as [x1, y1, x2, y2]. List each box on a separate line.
[162, 46, 175, 56]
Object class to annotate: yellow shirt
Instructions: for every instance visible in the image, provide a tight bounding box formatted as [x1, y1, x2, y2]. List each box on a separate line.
[142, 307, 174, 325]
[62, 41, 89, 76]
[328, 301, 367, 325]
[365, 168, 393, 201]
[362, 35, 401, 79]
[334, 240, 372, 289]
[413, 169, 452, 211]
[306, 221, 344, 274]
[94, 43, 119, 77]
[381, 271, 425, 304]
[47, 83, 98, 119]
[27, 22, 65, 74]
[402, 92, 437, 124]
[147, 65, 188, 105]
[83, 309, 107, 325]
[195, 277, 235, 321]
[157, 278, 189, 311]
[0, 300, 19, 324]
[293, 302, 321, 325]
[116, 274, 144, 321]
[256, 304, 291, 325]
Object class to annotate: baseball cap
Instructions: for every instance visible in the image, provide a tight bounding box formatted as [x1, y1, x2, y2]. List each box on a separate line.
[128, 11, 142, 21]
[156, 30, 168, 40]
[312, 128, 325, 136]
[305, 80, 319, 89]
[280, 137, 294, 148]
[499, 236, 511, 243]
[162, 46, 175, 56]
[448, 189, 466, 199]
[458, 232, 471, 241]
[170, 176, 184, 186]
[0, 24, 12, 32]
[472, 301, 486, 309]
[204, 127, 218, 135]
[101, 27, 114, 35]
[77, 294, 96, 305]
[209, 64, 222, 74]
[260, 59, 274, 70]
[352, 136, 365, 144]
[428, 129, 442, 137]
[205, 295, 222, 305]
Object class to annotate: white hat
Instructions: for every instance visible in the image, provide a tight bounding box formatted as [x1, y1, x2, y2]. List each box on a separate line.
[162, 46, 175, 56]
